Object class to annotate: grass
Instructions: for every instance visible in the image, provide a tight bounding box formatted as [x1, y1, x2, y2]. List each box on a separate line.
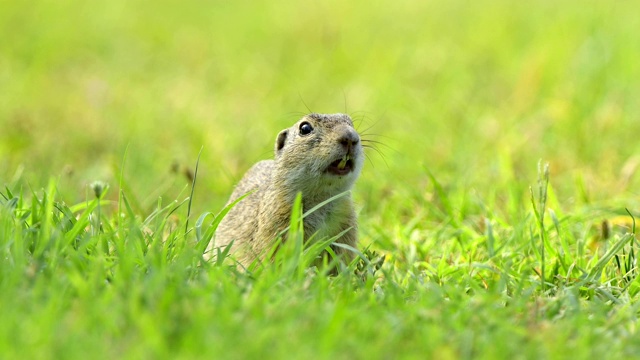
[2, 0, 640, 358]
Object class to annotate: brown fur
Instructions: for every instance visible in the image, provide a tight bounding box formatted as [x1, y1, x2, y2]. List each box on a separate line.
[211, 113, 363, 266]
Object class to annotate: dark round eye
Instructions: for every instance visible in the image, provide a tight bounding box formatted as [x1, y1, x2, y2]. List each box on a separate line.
[299, 122, 314, 135]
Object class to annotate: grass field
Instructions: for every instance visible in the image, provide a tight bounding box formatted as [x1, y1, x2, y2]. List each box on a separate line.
[2, 0, 640, 358]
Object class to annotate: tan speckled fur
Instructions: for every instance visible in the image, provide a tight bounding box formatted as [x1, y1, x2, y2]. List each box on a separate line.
[211, 113, 363, 266]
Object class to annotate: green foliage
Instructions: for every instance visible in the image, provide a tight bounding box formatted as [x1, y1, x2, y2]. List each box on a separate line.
[2, 0, 640, 358]
[1, 178, 639, 358]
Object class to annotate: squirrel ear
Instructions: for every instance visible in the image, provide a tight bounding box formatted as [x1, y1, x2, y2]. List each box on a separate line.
[275, 129, 288, 157]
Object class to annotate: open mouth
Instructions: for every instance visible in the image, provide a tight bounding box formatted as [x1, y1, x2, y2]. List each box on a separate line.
[327, 154, 354, 176]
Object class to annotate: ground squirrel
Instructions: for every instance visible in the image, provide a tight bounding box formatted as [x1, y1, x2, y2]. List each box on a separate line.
[212, 113, 364, 266]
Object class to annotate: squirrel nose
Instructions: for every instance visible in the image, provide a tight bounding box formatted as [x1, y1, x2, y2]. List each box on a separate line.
[339, 128, 360, 150]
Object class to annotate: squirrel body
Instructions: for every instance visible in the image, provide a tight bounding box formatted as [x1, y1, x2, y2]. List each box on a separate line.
[212, 113, 363, 266]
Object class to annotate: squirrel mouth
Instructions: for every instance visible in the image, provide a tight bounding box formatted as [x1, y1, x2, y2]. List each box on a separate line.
[327, 154, 354, 176]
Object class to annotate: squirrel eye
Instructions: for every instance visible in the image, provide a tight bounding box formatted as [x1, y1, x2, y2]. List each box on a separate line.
[299, 122, 314, 135]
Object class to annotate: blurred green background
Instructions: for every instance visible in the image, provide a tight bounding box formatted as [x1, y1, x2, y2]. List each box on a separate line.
[3, 1, 640, 357]
[1, 0, 639, 217]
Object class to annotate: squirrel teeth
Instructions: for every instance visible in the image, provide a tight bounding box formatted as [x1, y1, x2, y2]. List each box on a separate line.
[337, 154, 350, 170]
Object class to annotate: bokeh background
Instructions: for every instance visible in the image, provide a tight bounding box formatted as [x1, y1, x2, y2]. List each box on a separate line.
[4, 3, 640, 356]
[2, 0, 639, 221]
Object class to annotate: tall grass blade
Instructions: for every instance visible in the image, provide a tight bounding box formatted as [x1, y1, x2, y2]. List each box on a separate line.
[184, 146, 203, 237]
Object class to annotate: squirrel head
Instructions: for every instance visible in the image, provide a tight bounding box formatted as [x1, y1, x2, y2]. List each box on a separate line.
[273, 113, 364, 196]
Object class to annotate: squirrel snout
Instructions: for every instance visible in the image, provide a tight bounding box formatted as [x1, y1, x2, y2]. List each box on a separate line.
[339, 129, 360, 150]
